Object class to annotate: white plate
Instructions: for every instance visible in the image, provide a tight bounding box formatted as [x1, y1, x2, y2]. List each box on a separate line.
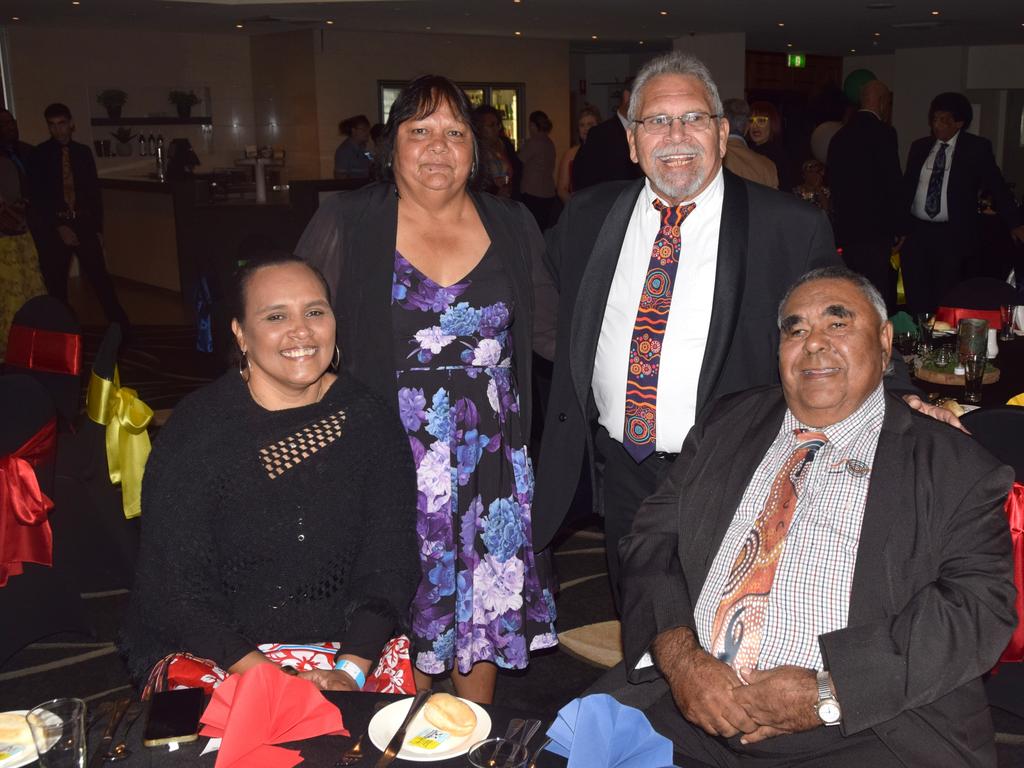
[931, 329, 956, 337]
[961, 404, 980, 413]
[0, 711, 38, 768]
[368, 696, 491, 762]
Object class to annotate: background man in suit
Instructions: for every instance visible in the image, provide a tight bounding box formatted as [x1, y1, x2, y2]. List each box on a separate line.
[827, 80, 903, 312]
[28, 103, 129, 329]
[901, 91, 1024, 313]
[619, 267, 1015, 767]
[533, 52, 955, 603]
[570, 78, 642, 191]
[721, 98, 778, 189]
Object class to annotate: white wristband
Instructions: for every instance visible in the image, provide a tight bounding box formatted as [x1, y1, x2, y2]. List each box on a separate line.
[332, 658, 366, 689]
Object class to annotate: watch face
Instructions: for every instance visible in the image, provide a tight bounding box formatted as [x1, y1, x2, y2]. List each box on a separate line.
[819, 701, 841, 723]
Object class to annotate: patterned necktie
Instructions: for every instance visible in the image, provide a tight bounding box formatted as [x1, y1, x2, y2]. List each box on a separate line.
[924, 142, 948, 219]
[61, 145, 75, 213]
[622, 199, 696, 463]
[710, 429, 828, 670]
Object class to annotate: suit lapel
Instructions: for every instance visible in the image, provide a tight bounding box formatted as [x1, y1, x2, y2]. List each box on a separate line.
[695, 170, 749, 411]
[569, 181, 644, 408]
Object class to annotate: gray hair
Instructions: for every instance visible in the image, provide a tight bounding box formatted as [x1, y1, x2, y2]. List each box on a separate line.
[627, 51, 724, 123]
[722, 98, 750, 136]
[777, 266, 889, 328]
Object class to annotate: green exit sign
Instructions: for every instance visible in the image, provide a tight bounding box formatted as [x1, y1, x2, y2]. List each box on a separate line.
[787, 53, 807, 68]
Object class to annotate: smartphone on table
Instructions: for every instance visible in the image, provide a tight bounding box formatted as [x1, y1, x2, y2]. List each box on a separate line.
[143, 687, 205, 747]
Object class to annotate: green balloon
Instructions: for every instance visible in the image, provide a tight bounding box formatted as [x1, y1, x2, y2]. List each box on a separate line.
[843, 69, 877, 104]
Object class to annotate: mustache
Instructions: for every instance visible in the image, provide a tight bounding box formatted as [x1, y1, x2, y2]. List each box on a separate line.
[651, 143, 705, 161]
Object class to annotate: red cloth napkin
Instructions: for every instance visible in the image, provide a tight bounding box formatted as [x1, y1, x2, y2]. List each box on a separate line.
[200, 663, 349, 768]
[935, 306, 1002, 329]
[999, 481, 1024, 664]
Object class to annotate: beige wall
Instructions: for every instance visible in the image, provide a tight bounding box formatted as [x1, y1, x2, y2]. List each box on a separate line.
[312, 29, 571, 178]
[6, 26, 255, 174]
[250, 30, 321, 181]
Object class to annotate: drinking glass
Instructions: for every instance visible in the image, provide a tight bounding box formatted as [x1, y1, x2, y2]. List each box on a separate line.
[957, 318, 988, 363]
[893, 331, 916, 357]
[916, 312, 934, 354]
[962, 353, 986, 405]
[1000, 304, 1017, 342]
[27, 698, 86, 768]
[467, 738, 529, 768]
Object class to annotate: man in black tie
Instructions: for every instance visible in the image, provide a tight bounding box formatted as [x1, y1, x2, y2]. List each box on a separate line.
[570, 78, 643, 191]
[28, 103, 129, 329]
[900, 92, 1024, 313]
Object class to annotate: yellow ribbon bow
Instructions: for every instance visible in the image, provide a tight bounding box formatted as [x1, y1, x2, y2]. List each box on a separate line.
[86, 366, 153, 519]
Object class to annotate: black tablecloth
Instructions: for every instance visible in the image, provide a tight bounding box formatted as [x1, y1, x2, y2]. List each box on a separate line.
[913, 334, 1024, 407]
[75, 692, 565, 767]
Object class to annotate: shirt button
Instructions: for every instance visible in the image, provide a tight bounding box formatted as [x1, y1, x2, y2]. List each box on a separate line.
[558, 412, 567, 422]
[297, 534, 305, 542]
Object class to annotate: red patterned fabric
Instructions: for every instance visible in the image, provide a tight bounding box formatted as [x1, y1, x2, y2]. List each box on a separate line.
[0, 418, 57, 586]
[999, 482, 1024, 664]
[5, 325, 82, 376]
[143, 637, 416, 699]
[934, 306, 1002, 330]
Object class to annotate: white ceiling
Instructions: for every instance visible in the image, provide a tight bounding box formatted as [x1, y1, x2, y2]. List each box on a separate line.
[1, 0, 1022, 56]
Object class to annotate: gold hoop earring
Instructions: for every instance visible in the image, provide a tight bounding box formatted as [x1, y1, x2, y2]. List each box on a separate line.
[238, 350, 250, 382]
[331, 344, 341, 371]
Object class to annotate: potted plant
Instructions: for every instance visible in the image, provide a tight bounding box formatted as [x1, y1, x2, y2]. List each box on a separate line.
[110, 126, 136, 157]
[97, 89, 128, 120]
[168, 90, 202, 119]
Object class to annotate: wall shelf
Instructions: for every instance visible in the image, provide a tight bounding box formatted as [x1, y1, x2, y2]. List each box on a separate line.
[91, 116, 212, 126]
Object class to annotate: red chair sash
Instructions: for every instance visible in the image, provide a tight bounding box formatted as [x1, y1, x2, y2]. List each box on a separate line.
[935, 306, 1002, 330]
[999, 482, 1024, 664]
[5, 325, 82, 376]
[0, 419, 57, 587]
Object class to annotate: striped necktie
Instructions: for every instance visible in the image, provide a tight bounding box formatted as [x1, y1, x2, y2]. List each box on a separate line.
[710, 429, 828, 670]
[622, 199, 696, 463]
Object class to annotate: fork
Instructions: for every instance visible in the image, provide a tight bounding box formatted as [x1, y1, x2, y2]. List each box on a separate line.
[335, 732, 365, 766]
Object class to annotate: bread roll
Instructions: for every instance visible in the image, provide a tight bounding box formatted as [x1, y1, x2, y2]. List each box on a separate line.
[933, 320, 953, 332]
[423, 693, 476, 736]
[941, 399, 965, 417]
[0, 712, 33, 746]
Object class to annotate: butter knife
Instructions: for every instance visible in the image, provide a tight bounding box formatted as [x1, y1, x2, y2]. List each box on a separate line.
[87, 697, 131, 768]
[374, 690, 432, 768]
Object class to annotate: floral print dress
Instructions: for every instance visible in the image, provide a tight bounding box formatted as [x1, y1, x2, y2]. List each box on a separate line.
[392, 247, 557, 675]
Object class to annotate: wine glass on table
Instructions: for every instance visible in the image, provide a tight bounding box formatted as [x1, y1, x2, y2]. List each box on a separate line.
[916, 312, 934, 356]
[1000, 304, 1017, 342]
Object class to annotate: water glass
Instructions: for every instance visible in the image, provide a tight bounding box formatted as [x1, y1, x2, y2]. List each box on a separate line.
[957, 318, 988, 362]
[894, 331, 916, 357]
[962, 353, 986, 405]
[916, 312, 934, 354]
[27, 698, 86, 768]
[1001, 304, 1017, 342]
[467, 738, 530, 768]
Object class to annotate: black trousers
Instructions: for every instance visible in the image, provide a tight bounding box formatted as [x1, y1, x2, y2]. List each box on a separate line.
[900, 218, 970, 315]
[36, 223, 129, 327]
[839, 235, 897, 314]
[594, 426, 676, 609]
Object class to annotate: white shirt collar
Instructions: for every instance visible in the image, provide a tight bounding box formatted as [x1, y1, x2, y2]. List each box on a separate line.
[858, 108, 882, 120]
[934, 129, 960, 151]
[642, 165, 725, 210]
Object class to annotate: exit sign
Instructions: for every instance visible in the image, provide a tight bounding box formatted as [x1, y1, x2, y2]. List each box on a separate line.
[787, 53, 806, 68]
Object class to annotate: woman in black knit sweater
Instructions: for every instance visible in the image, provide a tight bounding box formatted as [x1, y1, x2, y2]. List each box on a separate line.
[118, 253, 418, 693]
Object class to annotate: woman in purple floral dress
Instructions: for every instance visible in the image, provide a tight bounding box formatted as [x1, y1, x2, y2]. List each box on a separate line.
[296, 75, 558, 703]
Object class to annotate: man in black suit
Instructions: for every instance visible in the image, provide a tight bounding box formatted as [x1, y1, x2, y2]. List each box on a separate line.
[570, 78, 642, 191]
[618, 267, 1015, 767]
[827, 80, 903, 312]
[28, 103, 128, 328]
[532, 52, 955, 599]
[901, 91, 1024, 313]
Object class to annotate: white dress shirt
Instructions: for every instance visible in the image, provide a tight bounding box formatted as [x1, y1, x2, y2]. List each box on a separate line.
[592, 169, 723, 452]
[911, 130, 960, 222]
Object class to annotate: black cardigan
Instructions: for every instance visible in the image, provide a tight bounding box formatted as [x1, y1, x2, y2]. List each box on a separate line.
[295, 182, 542, 439]
[118, 372, 418, 683]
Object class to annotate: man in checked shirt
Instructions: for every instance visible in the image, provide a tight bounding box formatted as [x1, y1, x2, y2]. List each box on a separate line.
[618, 265, 1016, 767]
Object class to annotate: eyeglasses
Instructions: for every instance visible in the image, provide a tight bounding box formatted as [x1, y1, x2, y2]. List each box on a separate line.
[749, 115, 770, 127]
[632, 112, 721, 134]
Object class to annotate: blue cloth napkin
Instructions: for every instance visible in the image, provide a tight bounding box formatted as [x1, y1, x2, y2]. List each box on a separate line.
[545, 694, 676, 768]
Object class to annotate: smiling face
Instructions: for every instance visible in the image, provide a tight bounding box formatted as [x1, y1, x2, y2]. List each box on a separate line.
[231, 262, 336, 406]
[778, 278, 892, 427]
[393, 99, 474, 196]
[627, 73, 728, 205]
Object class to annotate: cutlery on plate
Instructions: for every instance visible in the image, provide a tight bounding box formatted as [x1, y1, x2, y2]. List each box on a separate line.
[87, 698, 131, 768]
[373, 689, 432, 768]
[527, 736, 552, 768]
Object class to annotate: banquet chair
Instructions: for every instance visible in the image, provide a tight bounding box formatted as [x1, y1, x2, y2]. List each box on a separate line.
[963, 406, 1024, 720]
[0, 375, 90, 665]
[935, 277, 1017, 329]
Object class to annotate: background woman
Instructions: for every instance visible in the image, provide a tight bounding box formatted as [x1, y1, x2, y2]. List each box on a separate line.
[517, 110, 557, 229]
[472, 103, 521, 200]
[296, 75, 557, 704]
[119, 253, 419, 694]
[556, 106, 600, 204]
[334, 114, 372, 179]
[747, 100, 796, 190]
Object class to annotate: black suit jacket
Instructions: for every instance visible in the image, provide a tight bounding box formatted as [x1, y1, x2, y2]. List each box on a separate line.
[903, 130, 1022, 239]
[294, 182, 543, 436]
[570, 115, 641, 191]
[27, 138, 103, 234]
[619, 386, 1016, 767]
[827, 110, 903, 245]
[532, 171, 841, 550]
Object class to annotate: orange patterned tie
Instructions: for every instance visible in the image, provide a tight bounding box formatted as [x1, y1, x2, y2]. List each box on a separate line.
[710, 429, 828, 670]
[61, 146, 75, 213]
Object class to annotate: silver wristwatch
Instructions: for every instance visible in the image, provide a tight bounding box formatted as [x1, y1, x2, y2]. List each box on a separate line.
[816, 670, 841, 726]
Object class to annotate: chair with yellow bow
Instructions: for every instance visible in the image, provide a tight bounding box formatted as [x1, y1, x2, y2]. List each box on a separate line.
[0, 375, 89, 664]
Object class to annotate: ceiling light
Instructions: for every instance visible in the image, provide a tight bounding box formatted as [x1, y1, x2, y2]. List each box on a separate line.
[514, 0, 521, 3]
[235, 23, 243, 28]
[850, 48, 857, 53]
[11, 15, 18, 20]
[777, 22, 785, 27]
[71, 1, 80, 5]
[787, 42, 794, 48]
[659, 10, 668, 16]
[638, 40, 645, 45]
[325, 20, 334, 25]
[514, 31, 521, 36]
[873, 31, 881, 36]
[931, 9, 940, 15]
[425, 25, 431, 30]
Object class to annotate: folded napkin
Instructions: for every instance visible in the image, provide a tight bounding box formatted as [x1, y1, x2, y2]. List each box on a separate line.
[1008, 393, 1024, 407]
[200, 663, 348, 768]
[890, 311, 917, 335]
[545, 694, 675, 768]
